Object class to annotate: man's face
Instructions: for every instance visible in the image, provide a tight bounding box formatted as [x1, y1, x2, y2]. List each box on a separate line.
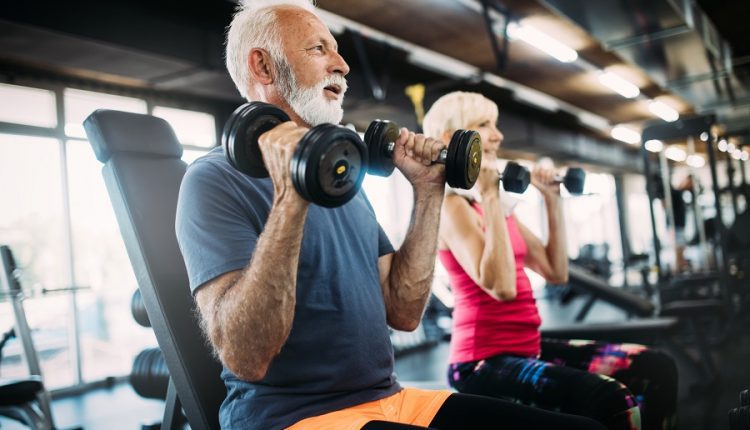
[274, 8, 350, 126]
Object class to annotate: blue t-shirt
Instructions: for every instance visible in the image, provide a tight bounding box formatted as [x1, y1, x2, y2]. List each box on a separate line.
[175, 147, 401, 430]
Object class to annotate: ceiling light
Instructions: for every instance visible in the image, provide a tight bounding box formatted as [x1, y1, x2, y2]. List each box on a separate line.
[741, 151, 749, 161]
[611, 125, 640, 144]
[578, 111, 610, 131]
[649, 100, 679, 122]
[513, 86, 560, 112]
[407, 48, 479, 80]
[728, 143, 736, 153]
[718, 139, 728, 152]
[686, 154, 705, 168]
[483, 73, 507, 88]
[598, 71, 640, 99]
[645, 139, 664, 152]
[700, 132, 709, 141]
[665, 146, 687, 162]
[506, 22, 578, 63]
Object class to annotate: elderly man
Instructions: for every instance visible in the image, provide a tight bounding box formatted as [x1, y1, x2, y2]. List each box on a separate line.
[175, 1, 606, 429]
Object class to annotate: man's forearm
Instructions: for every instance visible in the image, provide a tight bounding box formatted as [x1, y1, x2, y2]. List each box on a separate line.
[215, 199, 308, 379]
[544, 195, 568, 281]
[387, 186, 444, 329]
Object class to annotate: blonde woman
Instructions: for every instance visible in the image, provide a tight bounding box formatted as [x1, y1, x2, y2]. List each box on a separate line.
[424, 91, 678, 430]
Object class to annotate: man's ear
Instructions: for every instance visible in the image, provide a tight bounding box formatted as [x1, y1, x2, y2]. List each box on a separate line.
[248, 48, 275, 85]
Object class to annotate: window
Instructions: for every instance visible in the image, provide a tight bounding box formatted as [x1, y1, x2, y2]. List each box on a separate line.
[1, 83, 218, 391]
[362, 171, 412, 247]
[182, 149, 210, 165]
[0, 134, 74, 389]
[64, 89, 147, 139]
[153, 106, 216, 148]
[0, 84, 57, 128]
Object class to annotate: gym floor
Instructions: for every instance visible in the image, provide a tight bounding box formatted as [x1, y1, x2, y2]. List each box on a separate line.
[1, 295, 745, 430]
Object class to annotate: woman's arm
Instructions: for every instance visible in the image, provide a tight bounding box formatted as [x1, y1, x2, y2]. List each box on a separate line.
[441, 191, 518, 301]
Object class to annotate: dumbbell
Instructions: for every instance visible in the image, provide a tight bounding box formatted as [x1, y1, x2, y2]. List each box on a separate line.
[500, 161, 586, 195]
[222, 102, 367, 207]
[364, 120, 482, 189]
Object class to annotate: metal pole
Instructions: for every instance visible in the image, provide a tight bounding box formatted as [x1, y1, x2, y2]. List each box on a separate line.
[737, 155, 748, 213]
[705, 133, 728, 278]
[686, 137, 708, 270]
[726, 150, 739, 218]
[642, 144, 662, 278]
[614, 175, 632, 286]
[56, 87, 83, 386]
[658, 151, 677, 274]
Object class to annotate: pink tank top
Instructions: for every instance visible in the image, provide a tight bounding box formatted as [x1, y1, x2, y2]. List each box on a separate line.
[438, 202, 542, 363]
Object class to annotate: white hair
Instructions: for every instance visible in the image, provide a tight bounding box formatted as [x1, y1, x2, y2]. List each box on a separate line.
[422, 91, 499, 140]
[225, 0, 317, 100]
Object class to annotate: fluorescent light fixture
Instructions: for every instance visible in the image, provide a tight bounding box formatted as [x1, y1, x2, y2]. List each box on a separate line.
[649, 100, 679, 122]
[483, 73, 508, 88]
[513, 86, 560, 112]
[686, 154, 705, 168]
[741, 151, 749, 161]
[578, 111, 610, 131]
[407, 48, 479, 80]
[598, 71, 640, 99]
[665, 146, 687, 162]
[506, 22, 578, 63]
[731, 149, 742, 160]
[718, 139, 728, 152]
[700, 132, 709, 141]
[611, 125, 640, 144]
[728, 143, 736, 152]
[645, 139, 664, 152]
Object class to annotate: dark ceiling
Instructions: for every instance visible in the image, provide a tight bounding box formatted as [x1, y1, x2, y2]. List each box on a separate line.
[697, 0, 750, 58]
[1, 0, 748, 169]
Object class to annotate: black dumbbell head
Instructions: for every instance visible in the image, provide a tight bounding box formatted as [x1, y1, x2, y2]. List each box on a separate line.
[502, 162, 531, 193]
[291, 124, 368, 207]
[130, 289, 151, 328]
[222, 102, 290, 178]
[446, 129, 482, 189]
[364, 120, 398, 177]
[564, 167, 586, 195]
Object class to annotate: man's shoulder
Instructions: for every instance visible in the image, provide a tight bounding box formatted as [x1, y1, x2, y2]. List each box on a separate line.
[183, 147, 263, 190]
[184, 147, 231, 178]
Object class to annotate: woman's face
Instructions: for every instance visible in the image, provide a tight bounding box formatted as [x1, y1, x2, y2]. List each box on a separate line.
[466, 116, 503, 163]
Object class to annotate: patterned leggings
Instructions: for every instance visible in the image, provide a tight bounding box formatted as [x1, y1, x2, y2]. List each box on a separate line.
[447, 339, 678, 430]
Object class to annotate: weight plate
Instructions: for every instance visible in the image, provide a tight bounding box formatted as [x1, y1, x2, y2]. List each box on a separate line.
[364, 120, 397, 177]
[222, 102, 290, 178]
[292, 124, 367, 207]
[446, 129, 482, 189]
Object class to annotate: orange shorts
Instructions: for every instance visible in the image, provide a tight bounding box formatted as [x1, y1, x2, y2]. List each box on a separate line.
[286, 388, 453, 430]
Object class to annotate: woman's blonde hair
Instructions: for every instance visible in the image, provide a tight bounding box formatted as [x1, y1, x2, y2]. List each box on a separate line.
[422, 91, 499, 139]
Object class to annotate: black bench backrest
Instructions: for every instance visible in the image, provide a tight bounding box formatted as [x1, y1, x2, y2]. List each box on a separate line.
[83, 110, 224, 430]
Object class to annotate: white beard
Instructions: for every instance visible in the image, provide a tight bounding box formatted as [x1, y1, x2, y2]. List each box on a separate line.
[275, 58, 347, 126]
